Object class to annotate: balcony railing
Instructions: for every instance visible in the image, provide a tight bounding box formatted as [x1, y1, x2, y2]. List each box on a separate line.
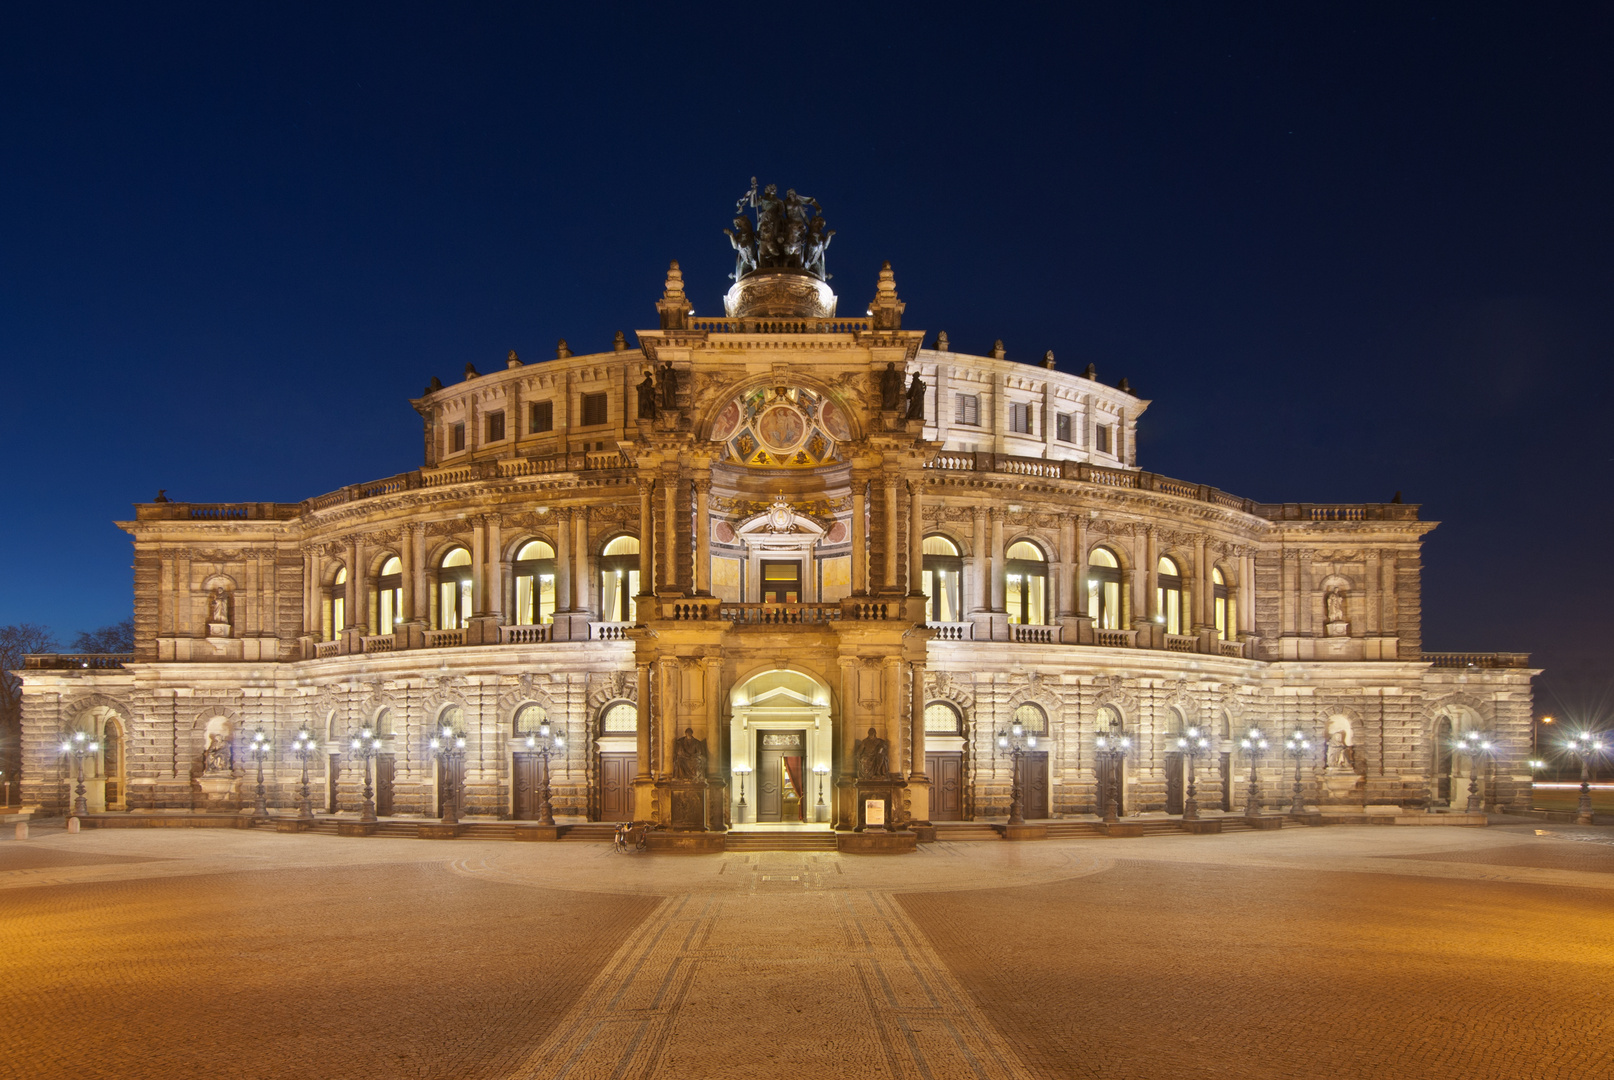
[24, 653, 132, 670]
[313, 640, 342, 658]
[684, 316, 872, 334]
[590, 622, 633, 641]
[720, 603, 842, 625]
[422, 628, 465, 648]
[1011, 624, 1060, 644]
[927, 622, 973, 641]
[1423, 652, 1531, 669]
[361, 634, 395, 654]
[1095, 629, 1137, 649]
[1165, 634, 1198, 653]
[498, 624, 551, 644]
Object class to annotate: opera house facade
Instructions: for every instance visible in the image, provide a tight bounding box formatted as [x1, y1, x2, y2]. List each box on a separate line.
[17, 188, 1535, 841]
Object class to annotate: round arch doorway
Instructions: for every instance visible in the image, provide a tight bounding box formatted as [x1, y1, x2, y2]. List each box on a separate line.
[729, 668, 834, 827]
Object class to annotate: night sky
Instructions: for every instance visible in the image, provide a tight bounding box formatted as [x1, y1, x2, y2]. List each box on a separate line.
[3, 5, 1609, 708]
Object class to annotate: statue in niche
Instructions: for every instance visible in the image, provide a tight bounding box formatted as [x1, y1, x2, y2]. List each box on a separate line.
[855, 727, 890, 779]
[1325, 588, 1347, 624]
[203, 727, 232, 774]
[1326, 729, 1361, 773]
[660, 362, 678, 409]
[209, 587, 230, 625]
[672, 728, 708, 781]
[905, 372, 927, 420]
[879, 362, 904, 411]
[637, 370, 658, 420]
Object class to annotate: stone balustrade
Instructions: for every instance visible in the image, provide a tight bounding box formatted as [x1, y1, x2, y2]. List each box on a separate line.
[422, 628, 465, 648]
[24, 653, 131, 670]
[1422, 652, 1532, 669]
[927, 622, 972, 640]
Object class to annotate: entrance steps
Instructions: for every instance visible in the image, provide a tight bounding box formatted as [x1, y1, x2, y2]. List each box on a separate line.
[559, 823, 620, 842]
[724, 830, 838, 852]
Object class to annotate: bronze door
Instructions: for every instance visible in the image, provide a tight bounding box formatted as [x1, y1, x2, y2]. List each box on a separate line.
[1096, 752, 1124, 816]
[756, 730, 805, 823]
[1219, 752, 1232, 812]
[514, 753, 539, 820]
[1017, 752, 1050, 819]
[1164, 752, 1184, 815]
[926, 752, 963, 821]
[599, 752, 636, 821]
[376, 754, 395, 816]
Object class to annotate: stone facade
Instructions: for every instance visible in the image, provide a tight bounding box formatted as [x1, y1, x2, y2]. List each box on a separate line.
[18, 258, 1535, 824]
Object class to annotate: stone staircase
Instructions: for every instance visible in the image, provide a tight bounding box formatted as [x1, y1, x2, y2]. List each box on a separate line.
[724, 830, 838, 852]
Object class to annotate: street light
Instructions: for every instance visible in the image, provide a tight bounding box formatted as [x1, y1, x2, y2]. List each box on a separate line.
[1175, 727, 1213, 820]
[813, 762, 830, 823]
[1283, 729, 1313, 816]
[1239, 727, 1269, 820]
[733, 763, 752, 824]
[518, 720, 564, 826]
[1454, 729, 1495, 813]
[1565, 731, 1605, 825]
[249, 728, 271, 821]
[58, 730, 100, 819]
[429, 724, 468, 826]
[348, 726, 383, 823]
[997, 719, 1039, 826]
[1093, 729, 1131, 823]
[291, 729, 318, 820]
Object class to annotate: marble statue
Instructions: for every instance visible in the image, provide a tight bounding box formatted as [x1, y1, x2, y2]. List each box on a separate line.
[209, 588, 230, 625]
[1325, 589, 1346, 624]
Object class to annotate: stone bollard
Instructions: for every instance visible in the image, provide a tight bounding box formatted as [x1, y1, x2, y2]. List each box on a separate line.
[66, 817, 80, 834]
[14, 822, 27, 840]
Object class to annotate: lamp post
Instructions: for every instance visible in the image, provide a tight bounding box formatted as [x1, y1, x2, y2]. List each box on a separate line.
[1093, 730, 1131, 823]
[813, 762, 830, 823]
[733, 763, 752, 824]
[348, 726, 382, 823]
[998, 719, 1039, 826]
[249, 728, 271, 821]
[518, 720, 565, 826]
[1454, 730, 1495, 813]
[1565, 731, 1605, 825]
[291, 729, 318, 821]
[429, 724, 468, 826]
[1239, 727, 1269, 820]
[58, 730, 100, 819]
[1283, 730, 1313, 816]
[1175, 727, 1212, 820]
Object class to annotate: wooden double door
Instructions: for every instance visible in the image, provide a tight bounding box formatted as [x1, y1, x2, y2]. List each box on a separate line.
[926, 752, 964, 821]
[756, 730, 806, 823]
[327, 753, 395, 815]
[1165, 751, 1185, 815]
[1015, 751, 1050, 820]
[1096, 751, 1125, 816]
[513, 752, 549, 821]
[599, 752, 636, 822]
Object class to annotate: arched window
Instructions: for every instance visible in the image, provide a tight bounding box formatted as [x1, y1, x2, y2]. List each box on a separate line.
[513, 702, 549, 735]
[438, 704, 464, 731]
[1005, 541, 1048, 626]
[600, 536, 640, 622]
[1013, 702, 1047, 734]
[1088, 547, 1122, 630]
[1157, 556, 1184, 635]
[924, 701, 962, 735]
[326, 566, 347, 641]
[1213, 567, 1230, 641]
[378, 556, 403, 635]
[922, 536, 962, 623]
[373, 707, 394, 737]
[438, 547, 473, 630]
[513, 541, 556, 626]
[600, 701, 638, 734]
[1096, 703, 1123, 733]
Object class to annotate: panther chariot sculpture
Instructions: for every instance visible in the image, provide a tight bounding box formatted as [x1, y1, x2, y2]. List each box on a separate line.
[722, 178, 838, 319]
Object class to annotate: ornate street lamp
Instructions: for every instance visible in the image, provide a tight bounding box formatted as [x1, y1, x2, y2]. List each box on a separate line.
[1093, 730, 1131, 823]
[518, 720, 565, 826]
[1174, 727, 1213, 820]
[1239, 727, 1269, 820]
[429, 724, 468, 826]
[249, 728, 271, 821]
[1454, 729, 1495, 813]
[348, 726, 383, 823]
[813, 762, 830, 823]
[1565, 731, 1605, 825]
[733, 763, 752, 824]
[58, 730, 100, 819]
[1283, 729, 1313, 816]
[291, 729, 318, 821]
[998, 719, 1039, 826]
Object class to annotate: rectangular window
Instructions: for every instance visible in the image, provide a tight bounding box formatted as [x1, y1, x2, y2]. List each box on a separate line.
[955, 393, 980, 426]
[1056, 412, 1072, 442]
[1009, 402, 1032, 434]
[451, 422, 466, 452]
[1095, 423, 1111, 454]
[486, 410, 505, 443]
[580, 392, 608, 426]
[529, 400, 553, 433]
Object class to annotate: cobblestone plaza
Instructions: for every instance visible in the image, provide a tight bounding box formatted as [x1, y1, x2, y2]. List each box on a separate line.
[4, 823, 1610, 1080]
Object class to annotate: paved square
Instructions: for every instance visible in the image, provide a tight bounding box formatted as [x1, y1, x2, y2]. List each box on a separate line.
[2, 822, 1610, 1080]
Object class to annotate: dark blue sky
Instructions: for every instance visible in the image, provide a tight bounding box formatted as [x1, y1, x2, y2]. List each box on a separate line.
[3, 4, 1610, 698]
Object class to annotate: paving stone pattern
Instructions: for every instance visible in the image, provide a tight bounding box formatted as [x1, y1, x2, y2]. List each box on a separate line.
[1, 822, 1611, 1080]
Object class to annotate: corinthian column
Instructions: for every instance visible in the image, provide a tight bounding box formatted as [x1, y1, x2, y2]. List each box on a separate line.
[693, 477, 711, 595]
[907, 478, 924, 596]
[883, 472, 899, 592]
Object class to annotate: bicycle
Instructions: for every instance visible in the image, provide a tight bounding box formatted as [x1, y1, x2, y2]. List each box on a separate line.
[613, 821, 648, 853]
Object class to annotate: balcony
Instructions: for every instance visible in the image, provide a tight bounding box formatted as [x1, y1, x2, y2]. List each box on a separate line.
[1423, 652, 1531, 670]
[24, 653, 132, 670]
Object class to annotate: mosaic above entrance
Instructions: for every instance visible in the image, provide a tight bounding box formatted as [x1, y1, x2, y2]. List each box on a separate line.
[710, 385, 848, 468]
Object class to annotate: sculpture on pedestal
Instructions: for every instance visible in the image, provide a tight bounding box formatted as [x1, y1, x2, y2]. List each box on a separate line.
[728, 178, 832, 281]
[855, 727, 890, 779]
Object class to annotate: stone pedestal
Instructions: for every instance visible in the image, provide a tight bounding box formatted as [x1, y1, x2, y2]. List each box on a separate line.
[999, 823, 1048, 841]
[1100, 821, 1146, 837]
[337, 821, 378, 837]
[667, 780, 709, 831]
[837, 830, 917, 855]
[854, 779, 906, 832]
[1179, 818, 1222, 834]
[418, 822, 463, 839]
[196, 774, 240, 811]
[911, 824, 936, 843]
[513, 824, 561, 841]
[645, 830, 725, 853]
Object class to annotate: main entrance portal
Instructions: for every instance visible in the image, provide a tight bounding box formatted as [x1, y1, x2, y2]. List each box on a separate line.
[756, 729, 806, 822]
[728, 668, 833, 827]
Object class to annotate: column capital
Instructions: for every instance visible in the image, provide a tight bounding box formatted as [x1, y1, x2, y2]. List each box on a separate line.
[637, 478, 656, 496]
[692, 477, 712, 496]
[905, 477, 924, 497]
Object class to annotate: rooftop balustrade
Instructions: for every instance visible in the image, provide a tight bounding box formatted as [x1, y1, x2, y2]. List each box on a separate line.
[1423, 652, 1532, 669]
[24, 653, 132, 670]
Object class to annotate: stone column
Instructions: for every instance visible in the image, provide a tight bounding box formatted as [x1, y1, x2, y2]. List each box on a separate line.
[344, 538, 360, 630]
[553, 508, 572, 613]
[1298, 551, 1313, 637]
[971, 506, 988, 613]
[1073, 518, 1089, 618]
[989, 508, 1006, 611]
[693, 477, 711, 595]
[1364, 549, 1381, 636]
[486, 513, 502, 621]
[573, 508, 589, 613]
[470, 518, 486, 616]
[1057, 515, 1076, 618]
[637, 480, 654, 593]
[1194, 534, 1210, 630]
[1240, 551, 1256, 636]
[884, 659, 905, 776]
[663, 473, 679, 594]
[303, 550, 317, 635]
[634, 661, 655, 819]
[851, 474, 868, 594]
[1144, 526, 1159, 626]
[907, 479, 924, 596]
[883, 472, 899, 592]
[411, 524, 427, 622]
[908, 659, 930, 828]
[398, 529, 414, 628]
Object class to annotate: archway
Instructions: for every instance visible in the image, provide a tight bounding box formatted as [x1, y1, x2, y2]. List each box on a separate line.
[729, 668, 834, 827]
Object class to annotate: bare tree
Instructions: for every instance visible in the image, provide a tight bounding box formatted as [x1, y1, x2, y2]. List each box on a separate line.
[0, 623, 58, 804]
[71, 619, 134, 654]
